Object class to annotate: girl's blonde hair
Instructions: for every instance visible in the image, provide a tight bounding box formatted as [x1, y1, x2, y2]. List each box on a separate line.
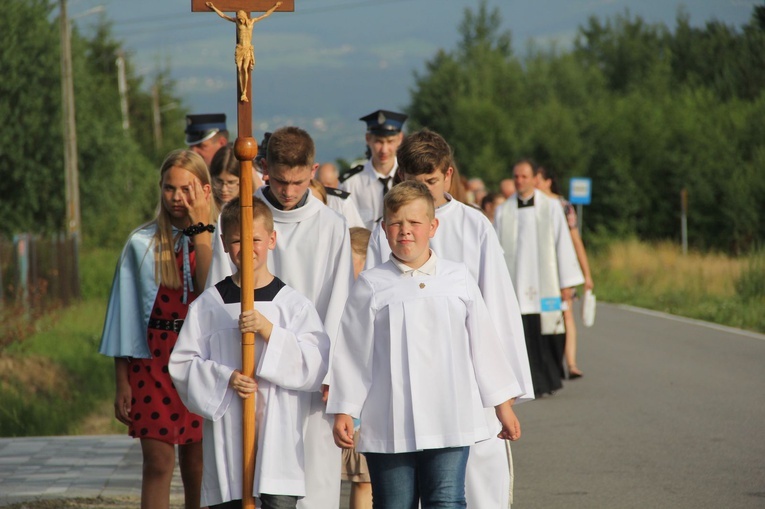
[309, 179, 328, 204]
[154, 150, 217, 289]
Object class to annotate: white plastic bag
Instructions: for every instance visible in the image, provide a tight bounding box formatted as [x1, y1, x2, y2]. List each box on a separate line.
[582, 289, 596, 327]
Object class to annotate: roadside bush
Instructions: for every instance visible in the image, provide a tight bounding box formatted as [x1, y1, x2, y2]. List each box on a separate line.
[734, 249, 765, 301]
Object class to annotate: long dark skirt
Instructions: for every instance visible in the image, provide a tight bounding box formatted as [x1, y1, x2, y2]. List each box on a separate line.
[521, 314, 564, 397]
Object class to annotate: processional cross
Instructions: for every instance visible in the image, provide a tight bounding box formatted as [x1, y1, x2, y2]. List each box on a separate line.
[191, 2, 294, 508]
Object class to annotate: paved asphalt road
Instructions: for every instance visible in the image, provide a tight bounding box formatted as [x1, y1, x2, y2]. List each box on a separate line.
[511, 302, 765, 509]
[1, 302, 763, 508]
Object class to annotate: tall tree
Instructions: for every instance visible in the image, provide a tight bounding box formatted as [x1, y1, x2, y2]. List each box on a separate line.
[406, 2, 765, 252]
[408, 0, 522, 182]
[574, 11, 669, 94]
[0, 0, 65, 234]
[0, 0, 188, 247]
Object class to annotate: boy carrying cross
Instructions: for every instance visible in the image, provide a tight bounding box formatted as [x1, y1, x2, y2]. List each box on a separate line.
[169, 197, 330, 509]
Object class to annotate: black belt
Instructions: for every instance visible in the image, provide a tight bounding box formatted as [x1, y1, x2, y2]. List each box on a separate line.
[148, 318, 185, 333]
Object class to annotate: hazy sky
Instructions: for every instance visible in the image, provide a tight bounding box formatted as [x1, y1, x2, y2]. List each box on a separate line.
[69, 0, 758, 162]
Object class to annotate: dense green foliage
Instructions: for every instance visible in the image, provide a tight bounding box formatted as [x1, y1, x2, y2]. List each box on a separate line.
[407, 1, 765, 253]
[0, 0, 189, 248]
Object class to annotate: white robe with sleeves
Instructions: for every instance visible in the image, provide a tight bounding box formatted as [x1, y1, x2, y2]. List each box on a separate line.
[169, 277, 330, 506]
[365, 195, 533, 507]
[327, 256, 522, 453]
[207, 188, 354, 509]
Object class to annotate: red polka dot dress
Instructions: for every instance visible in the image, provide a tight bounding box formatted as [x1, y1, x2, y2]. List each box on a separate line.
[127, 248, 203, 444]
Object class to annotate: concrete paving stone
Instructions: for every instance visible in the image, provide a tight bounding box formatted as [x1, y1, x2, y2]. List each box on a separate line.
[0, 435, 355, 508]
[42, 486, 68, 494]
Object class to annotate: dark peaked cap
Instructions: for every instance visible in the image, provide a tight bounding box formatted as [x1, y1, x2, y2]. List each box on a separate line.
[185, 113, 227, 146]
[360, 110, 408, 135]
[256, 131, 272, 163]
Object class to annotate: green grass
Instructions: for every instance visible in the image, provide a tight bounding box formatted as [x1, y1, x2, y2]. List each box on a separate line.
[0, 299, 113, 436]
[0, 245, 119, 437]
[80, 247, 121, 301]
[591, 239, 765, 333]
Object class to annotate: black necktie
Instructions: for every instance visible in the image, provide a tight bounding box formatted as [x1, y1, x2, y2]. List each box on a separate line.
[379, 177, 392, 197]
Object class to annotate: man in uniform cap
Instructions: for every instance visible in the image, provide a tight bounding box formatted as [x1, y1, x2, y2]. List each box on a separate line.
[254, 131, 271, 182]
[185, 113, 229, 167]
[339, 109, 407, 229]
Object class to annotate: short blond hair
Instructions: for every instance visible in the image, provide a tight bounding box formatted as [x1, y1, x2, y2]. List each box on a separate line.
[383, 181, 435, 222]
[220, 197, 274, 240]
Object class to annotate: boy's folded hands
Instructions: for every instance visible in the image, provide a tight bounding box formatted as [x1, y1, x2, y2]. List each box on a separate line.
[229, 369, 258, 399]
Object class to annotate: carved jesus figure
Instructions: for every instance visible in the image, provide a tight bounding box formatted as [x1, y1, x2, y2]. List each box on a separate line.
[206, 1, 282, 102]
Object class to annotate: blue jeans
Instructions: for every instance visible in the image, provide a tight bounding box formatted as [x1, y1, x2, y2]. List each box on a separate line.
[364, 447, 469, 509]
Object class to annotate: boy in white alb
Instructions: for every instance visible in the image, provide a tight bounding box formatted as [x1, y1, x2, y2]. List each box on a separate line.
[169, 197, 330, 509]
[206, 127, 354, 509]
[365, 129, 533, 507]
[328, 181, 522, 509]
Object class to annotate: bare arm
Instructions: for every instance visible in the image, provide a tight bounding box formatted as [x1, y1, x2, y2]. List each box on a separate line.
[495, 398, 521, 441]
[114, 358, 132, 425]
[569, 227, 594, 290]
[206, 1, 236, 22]
[252, 1, 282, 23]
[192, 233, 213, 291]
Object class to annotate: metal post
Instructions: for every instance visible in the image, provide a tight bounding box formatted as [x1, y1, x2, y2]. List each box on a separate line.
[681, 188, 688, 255]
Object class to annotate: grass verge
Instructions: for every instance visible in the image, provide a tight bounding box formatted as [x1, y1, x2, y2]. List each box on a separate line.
[591, 239, 765, 333]
[0, 299, 119, 436]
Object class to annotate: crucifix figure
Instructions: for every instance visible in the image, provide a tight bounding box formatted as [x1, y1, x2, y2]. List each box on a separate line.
[206, 0, 282, 102]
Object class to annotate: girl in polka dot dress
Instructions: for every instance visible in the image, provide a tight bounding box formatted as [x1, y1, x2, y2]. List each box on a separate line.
[99, 149, 218, 509]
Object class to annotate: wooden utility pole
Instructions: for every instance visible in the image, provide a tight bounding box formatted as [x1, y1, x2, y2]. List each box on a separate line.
[60, 0, 81, 240]
[191, 2, 294, 508]
[116, 51, 130, 132]
[152, 82, 163, 150]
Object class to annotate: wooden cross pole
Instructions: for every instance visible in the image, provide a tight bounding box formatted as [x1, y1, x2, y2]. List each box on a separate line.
[191, 2, 293, 508]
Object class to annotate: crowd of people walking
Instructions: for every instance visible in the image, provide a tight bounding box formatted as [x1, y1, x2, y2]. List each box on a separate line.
[99, 109, 594, 509]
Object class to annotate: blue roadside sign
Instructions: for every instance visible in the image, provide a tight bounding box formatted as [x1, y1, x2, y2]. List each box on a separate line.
[569, 177, 592, 205]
